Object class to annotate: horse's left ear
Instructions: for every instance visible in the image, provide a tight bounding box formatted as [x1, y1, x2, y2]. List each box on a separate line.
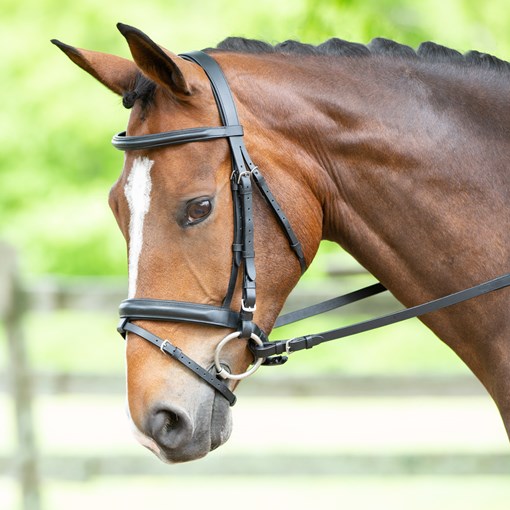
[116, 23, 196, 98]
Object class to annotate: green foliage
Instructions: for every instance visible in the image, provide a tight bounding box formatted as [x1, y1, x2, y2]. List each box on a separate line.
[2, 0, 510, 275]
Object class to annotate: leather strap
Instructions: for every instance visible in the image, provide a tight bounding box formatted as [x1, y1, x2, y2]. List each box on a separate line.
[118, 298, 270, 343]
[179, 51, 308, 334]
[181, 51, 240, 126]
[251, 167, 307, 274]
[119, 320, 236, 406]
[119, 298, 240, 329]
[274, 282, 387, 328]
[221, 176, 243, 309]
[255, 273, 510, 358]
[112, 125, 243, 151]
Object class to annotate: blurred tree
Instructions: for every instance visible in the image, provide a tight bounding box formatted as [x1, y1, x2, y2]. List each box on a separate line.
[1, 0, 509, 276]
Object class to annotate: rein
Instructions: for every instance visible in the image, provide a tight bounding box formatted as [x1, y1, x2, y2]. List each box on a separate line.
[113, 50, 510, 407]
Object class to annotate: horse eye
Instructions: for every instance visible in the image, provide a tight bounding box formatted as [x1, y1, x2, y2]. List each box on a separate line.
[186, 199, 212, 225]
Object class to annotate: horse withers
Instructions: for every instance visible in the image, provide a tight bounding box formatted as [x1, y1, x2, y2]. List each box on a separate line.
[53, 24, 509, 463]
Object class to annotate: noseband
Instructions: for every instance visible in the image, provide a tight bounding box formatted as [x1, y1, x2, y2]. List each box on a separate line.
[113, 51, 510, 407]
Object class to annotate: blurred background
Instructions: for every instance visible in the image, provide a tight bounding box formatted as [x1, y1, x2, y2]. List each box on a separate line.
[1, 0, 509, 508]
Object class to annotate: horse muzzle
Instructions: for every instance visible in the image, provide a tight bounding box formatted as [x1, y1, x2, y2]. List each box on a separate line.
[127, 386, 233, 463]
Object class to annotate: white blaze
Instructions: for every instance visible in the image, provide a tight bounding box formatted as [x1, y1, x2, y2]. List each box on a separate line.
[124, 157, 154, 298]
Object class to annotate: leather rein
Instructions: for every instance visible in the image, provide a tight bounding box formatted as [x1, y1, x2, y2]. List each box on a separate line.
[113, 50, 510, 407]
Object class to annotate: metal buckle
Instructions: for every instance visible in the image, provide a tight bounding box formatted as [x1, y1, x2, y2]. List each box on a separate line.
[160, 339, 170, 353]
[237, 170, 252, 184]
[285, 338, 295, 355]
[241, 299, 256, 313]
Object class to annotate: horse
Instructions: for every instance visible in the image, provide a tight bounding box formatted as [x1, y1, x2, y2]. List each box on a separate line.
[52, 23, 509, 463]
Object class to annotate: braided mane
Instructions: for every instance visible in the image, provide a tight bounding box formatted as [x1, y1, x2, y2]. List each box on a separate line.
[123, 37, 510, 110]
[212, 37, 510, 73]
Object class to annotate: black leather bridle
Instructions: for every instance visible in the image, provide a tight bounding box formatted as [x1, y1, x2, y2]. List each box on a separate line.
[113, 50, 510, 407]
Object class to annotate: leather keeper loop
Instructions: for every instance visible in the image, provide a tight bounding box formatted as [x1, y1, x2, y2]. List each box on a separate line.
[240, 319, 255, 339]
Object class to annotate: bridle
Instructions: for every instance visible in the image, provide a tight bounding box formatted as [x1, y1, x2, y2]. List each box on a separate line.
[113, 50, 510, 407]
[114, 50, 306, 406]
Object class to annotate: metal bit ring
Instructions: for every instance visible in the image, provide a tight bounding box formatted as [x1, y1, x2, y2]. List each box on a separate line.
[214, 331, 264, 380]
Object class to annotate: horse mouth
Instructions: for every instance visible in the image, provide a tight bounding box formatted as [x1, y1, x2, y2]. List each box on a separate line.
[210, 390, 233, 450]
[126, 391, 233, 463]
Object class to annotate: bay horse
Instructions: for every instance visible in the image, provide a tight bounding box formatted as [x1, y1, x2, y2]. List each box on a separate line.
[53, 24, 509, 463]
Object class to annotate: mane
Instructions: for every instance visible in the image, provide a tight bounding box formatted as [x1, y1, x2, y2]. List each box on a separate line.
[211, 37, 510, 73]
[123, 37, 510, 109]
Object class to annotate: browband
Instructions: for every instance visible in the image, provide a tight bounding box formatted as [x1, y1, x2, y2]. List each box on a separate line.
[112, 125, 244, 151]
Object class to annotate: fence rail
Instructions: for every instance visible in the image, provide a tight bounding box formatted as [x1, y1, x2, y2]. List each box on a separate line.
[2, 243, 508, 505]
[1, 242, 41, 510]
[21, 256, 402, 316]
[0, 371, 488, 397]
[3, 452, 510, 480]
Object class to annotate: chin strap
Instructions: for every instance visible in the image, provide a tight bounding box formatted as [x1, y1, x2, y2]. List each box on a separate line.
[118, 320, 237, 406]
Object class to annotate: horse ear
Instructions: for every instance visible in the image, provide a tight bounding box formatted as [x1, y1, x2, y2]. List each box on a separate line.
[116, 23, 193, 97]
[51, 39, 138, 96]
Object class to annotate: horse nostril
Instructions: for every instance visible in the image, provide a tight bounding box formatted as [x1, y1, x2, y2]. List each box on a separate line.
[165, 411, 179, 430]
[148, 406, 193, 450]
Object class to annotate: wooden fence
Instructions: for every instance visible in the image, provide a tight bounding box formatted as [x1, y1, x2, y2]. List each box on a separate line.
[1, 242, 41, 510]
[2, 242, 509, 508]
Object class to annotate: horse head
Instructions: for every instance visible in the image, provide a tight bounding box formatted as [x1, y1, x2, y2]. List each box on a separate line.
[53, 24, 322, 462]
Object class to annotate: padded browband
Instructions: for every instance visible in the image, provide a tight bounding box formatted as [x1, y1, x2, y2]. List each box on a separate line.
[112, 125, 244, 151]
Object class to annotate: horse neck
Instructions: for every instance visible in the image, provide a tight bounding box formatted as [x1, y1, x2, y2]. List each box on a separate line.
[218, 52, 510, 434]
[223, 53, 509, 304]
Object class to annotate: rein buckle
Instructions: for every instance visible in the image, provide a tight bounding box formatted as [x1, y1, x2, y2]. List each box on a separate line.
[285, 338, 296, 354]
[262, 355, 289, 366]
